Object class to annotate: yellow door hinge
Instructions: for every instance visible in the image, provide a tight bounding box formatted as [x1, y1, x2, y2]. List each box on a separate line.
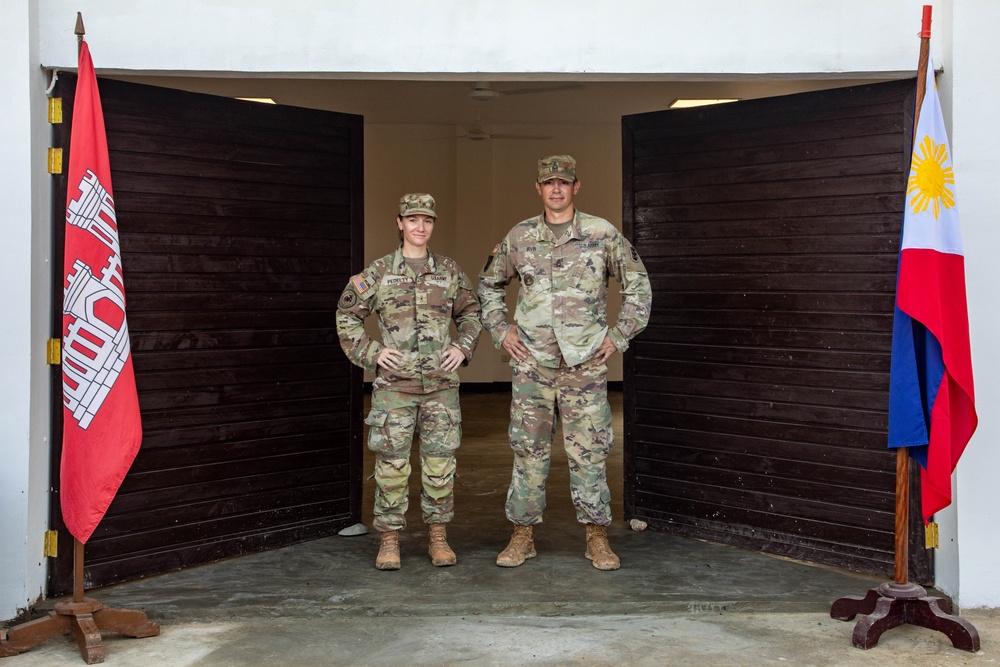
[48, 148, 63, 174]
[47, 338, 61, 365]
[44, 530, 58, 558]
[925, 521, 939, 549]
[48, 97, 63, 124]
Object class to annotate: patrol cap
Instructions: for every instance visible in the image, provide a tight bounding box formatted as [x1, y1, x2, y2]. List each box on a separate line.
[537, 155, 577, 183]
[398, 193, 437, 218]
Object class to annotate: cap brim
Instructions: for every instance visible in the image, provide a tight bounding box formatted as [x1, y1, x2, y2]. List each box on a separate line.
[538, 174, 575, 183]
[400, 208, 436, 217]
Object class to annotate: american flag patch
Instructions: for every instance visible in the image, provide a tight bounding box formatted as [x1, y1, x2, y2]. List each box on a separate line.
[350, 274, 371, 294]
[491, 243, 501, 255]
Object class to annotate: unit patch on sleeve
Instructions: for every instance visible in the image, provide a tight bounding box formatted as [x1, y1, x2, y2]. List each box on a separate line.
[338, 288, 358, 310]
[623, 239, 646, 272]
[482, 242, 502, 273]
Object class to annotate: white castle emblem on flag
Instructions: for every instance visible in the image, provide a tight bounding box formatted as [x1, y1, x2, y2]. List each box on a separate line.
[62, 169, 133, 430]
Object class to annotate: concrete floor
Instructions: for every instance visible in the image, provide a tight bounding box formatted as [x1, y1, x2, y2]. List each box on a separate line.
[5, 392, 996, 665]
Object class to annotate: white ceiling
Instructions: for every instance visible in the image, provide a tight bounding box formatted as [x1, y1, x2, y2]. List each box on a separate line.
[113, 76, 891, 127]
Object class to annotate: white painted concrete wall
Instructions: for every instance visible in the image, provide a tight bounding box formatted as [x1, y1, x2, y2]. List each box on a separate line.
[4, 0, 998, 619]
[35, 0, 931, 78]
[1, 0, 52, 622]
[942, 0, 1000, 610]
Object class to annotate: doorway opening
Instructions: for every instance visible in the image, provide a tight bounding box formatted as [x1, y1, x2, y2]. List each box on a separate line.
[50, 72, 922, 595]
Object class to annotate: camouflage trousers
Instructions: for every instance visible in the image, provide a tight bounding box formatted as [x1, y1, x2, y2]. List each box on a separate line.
[365, 387, 462, 532]
[505, 355, 614, 526]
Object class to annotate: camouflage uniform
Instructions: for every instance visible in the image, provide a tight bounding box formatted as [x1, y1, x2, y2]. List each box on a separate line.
[478, 194, 652, 526]
[338, 237, 482, 533]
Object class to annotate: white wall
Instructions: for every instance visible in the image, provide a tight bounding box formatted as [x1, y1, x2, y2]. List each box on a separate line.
[5, 0, 997, 619]
[35, 1, 931, 78]
[943, 0, 1000, 609]
[1, 0, 51, 622]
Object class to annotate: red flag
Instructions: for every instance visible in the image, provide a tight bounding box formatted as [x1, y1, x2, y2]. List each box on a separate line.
[60, 41, 142, 544]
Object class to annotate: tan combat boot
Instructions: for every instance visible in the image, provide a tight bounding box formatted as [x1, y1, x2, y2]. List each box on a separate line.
[428, 524, 457, 567]
[496, 525, 536, 567]
[585, 524, 621, 571]
[375, 530, 401, 570]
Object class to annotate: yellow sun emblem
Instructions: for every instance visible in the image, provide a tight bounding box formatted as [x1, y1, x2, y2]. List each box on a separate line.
[907, 135, 955, 220]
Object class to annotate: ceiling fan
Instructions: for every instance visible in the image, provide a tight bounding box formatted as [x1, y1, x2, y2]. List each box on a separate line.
[468, 81, 583, 102]
[453, 111, 552, 141]
[458, 121, 552, 141]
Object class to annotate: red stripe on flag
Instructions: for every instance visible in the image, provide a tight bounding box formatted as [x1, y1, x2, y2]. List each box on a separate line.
[897, 249, 975, 402]
[921, 373, 978, 520]
[896, 247, 977, 522]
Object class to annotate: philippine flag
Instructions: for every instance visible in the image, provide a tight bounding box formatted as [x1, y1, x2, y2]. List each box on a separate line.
[888, 58, 977, 523]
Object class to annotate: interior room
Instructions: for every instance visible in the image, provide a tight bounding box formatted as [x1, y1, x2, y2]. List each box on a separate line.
[110, 74, 886, 385]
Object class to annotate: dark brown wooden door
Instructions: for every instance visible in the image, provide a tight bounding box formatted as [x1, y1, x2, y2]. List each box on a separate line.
[622, 79, 932, 582]
[49, 75, 364, 593]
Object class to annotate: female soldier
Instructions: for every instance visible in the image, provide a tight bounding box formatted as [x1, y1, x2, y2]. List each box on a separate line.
[336, 193, 481, 569]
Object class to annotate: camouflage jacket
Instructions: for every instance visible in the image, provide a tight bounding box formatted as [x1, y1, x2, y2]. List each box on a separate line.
[337, 247, 482, 394]
[478, 210, 652, 368]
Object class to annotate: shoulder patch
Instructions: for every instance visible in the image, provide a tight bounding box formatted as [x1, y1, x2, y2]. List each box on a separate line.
[623, 239, 646, 272]
[482, 242, 502, 273]
[339, 272, 376, 309]
[351, 273, 372, 295]
[338, 288, 358, 310]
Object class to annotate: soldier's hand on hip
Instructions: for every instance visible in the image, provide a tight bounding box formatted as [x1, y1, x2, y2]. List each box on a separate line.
[440, 346, 466, 372]
[502, 328, 530, 363]
[595, 334, 617, 364]
[376, 347, 403, 371]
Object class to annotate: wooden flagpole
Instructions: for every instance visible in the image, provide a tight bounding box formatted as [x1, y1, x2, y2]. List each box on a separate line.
[830, 6, 979, 651]
[0, 14, 160, 664]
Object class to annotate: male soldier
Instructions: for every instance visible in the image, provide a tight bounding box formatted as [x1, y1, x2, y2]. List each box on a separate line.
[337, 193, 482, 570]
[478, 156, 652, 570]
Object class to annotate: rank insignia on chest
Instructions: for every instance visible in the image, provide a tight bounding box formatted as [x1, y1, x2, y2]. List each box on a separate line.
[351, 273, 372, 295]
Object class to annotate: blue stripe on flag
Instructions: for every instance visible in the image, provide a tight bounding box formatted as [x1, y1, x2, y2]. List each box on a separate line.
[888, 303, 945, 469]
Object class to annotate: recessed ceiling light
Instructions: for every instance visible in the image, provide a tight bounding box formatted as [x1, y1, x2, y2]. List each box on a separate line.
[235, 97, 276, 104]
[669, 98, 739, 109]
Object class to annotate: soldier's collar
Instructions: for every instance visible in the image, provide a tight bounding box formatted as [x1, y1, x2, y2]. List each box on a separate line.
[392, 246, 437, 276]
[567, 211, 582, 239]
[534, 211, 581, 242]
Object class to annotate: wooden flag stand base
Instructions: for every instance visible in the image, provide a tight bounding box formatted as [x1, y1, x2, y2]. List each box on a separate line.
[0, 540, 159, 664]
[830, 449, 979, 651]
[831, 580, 979, 650]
